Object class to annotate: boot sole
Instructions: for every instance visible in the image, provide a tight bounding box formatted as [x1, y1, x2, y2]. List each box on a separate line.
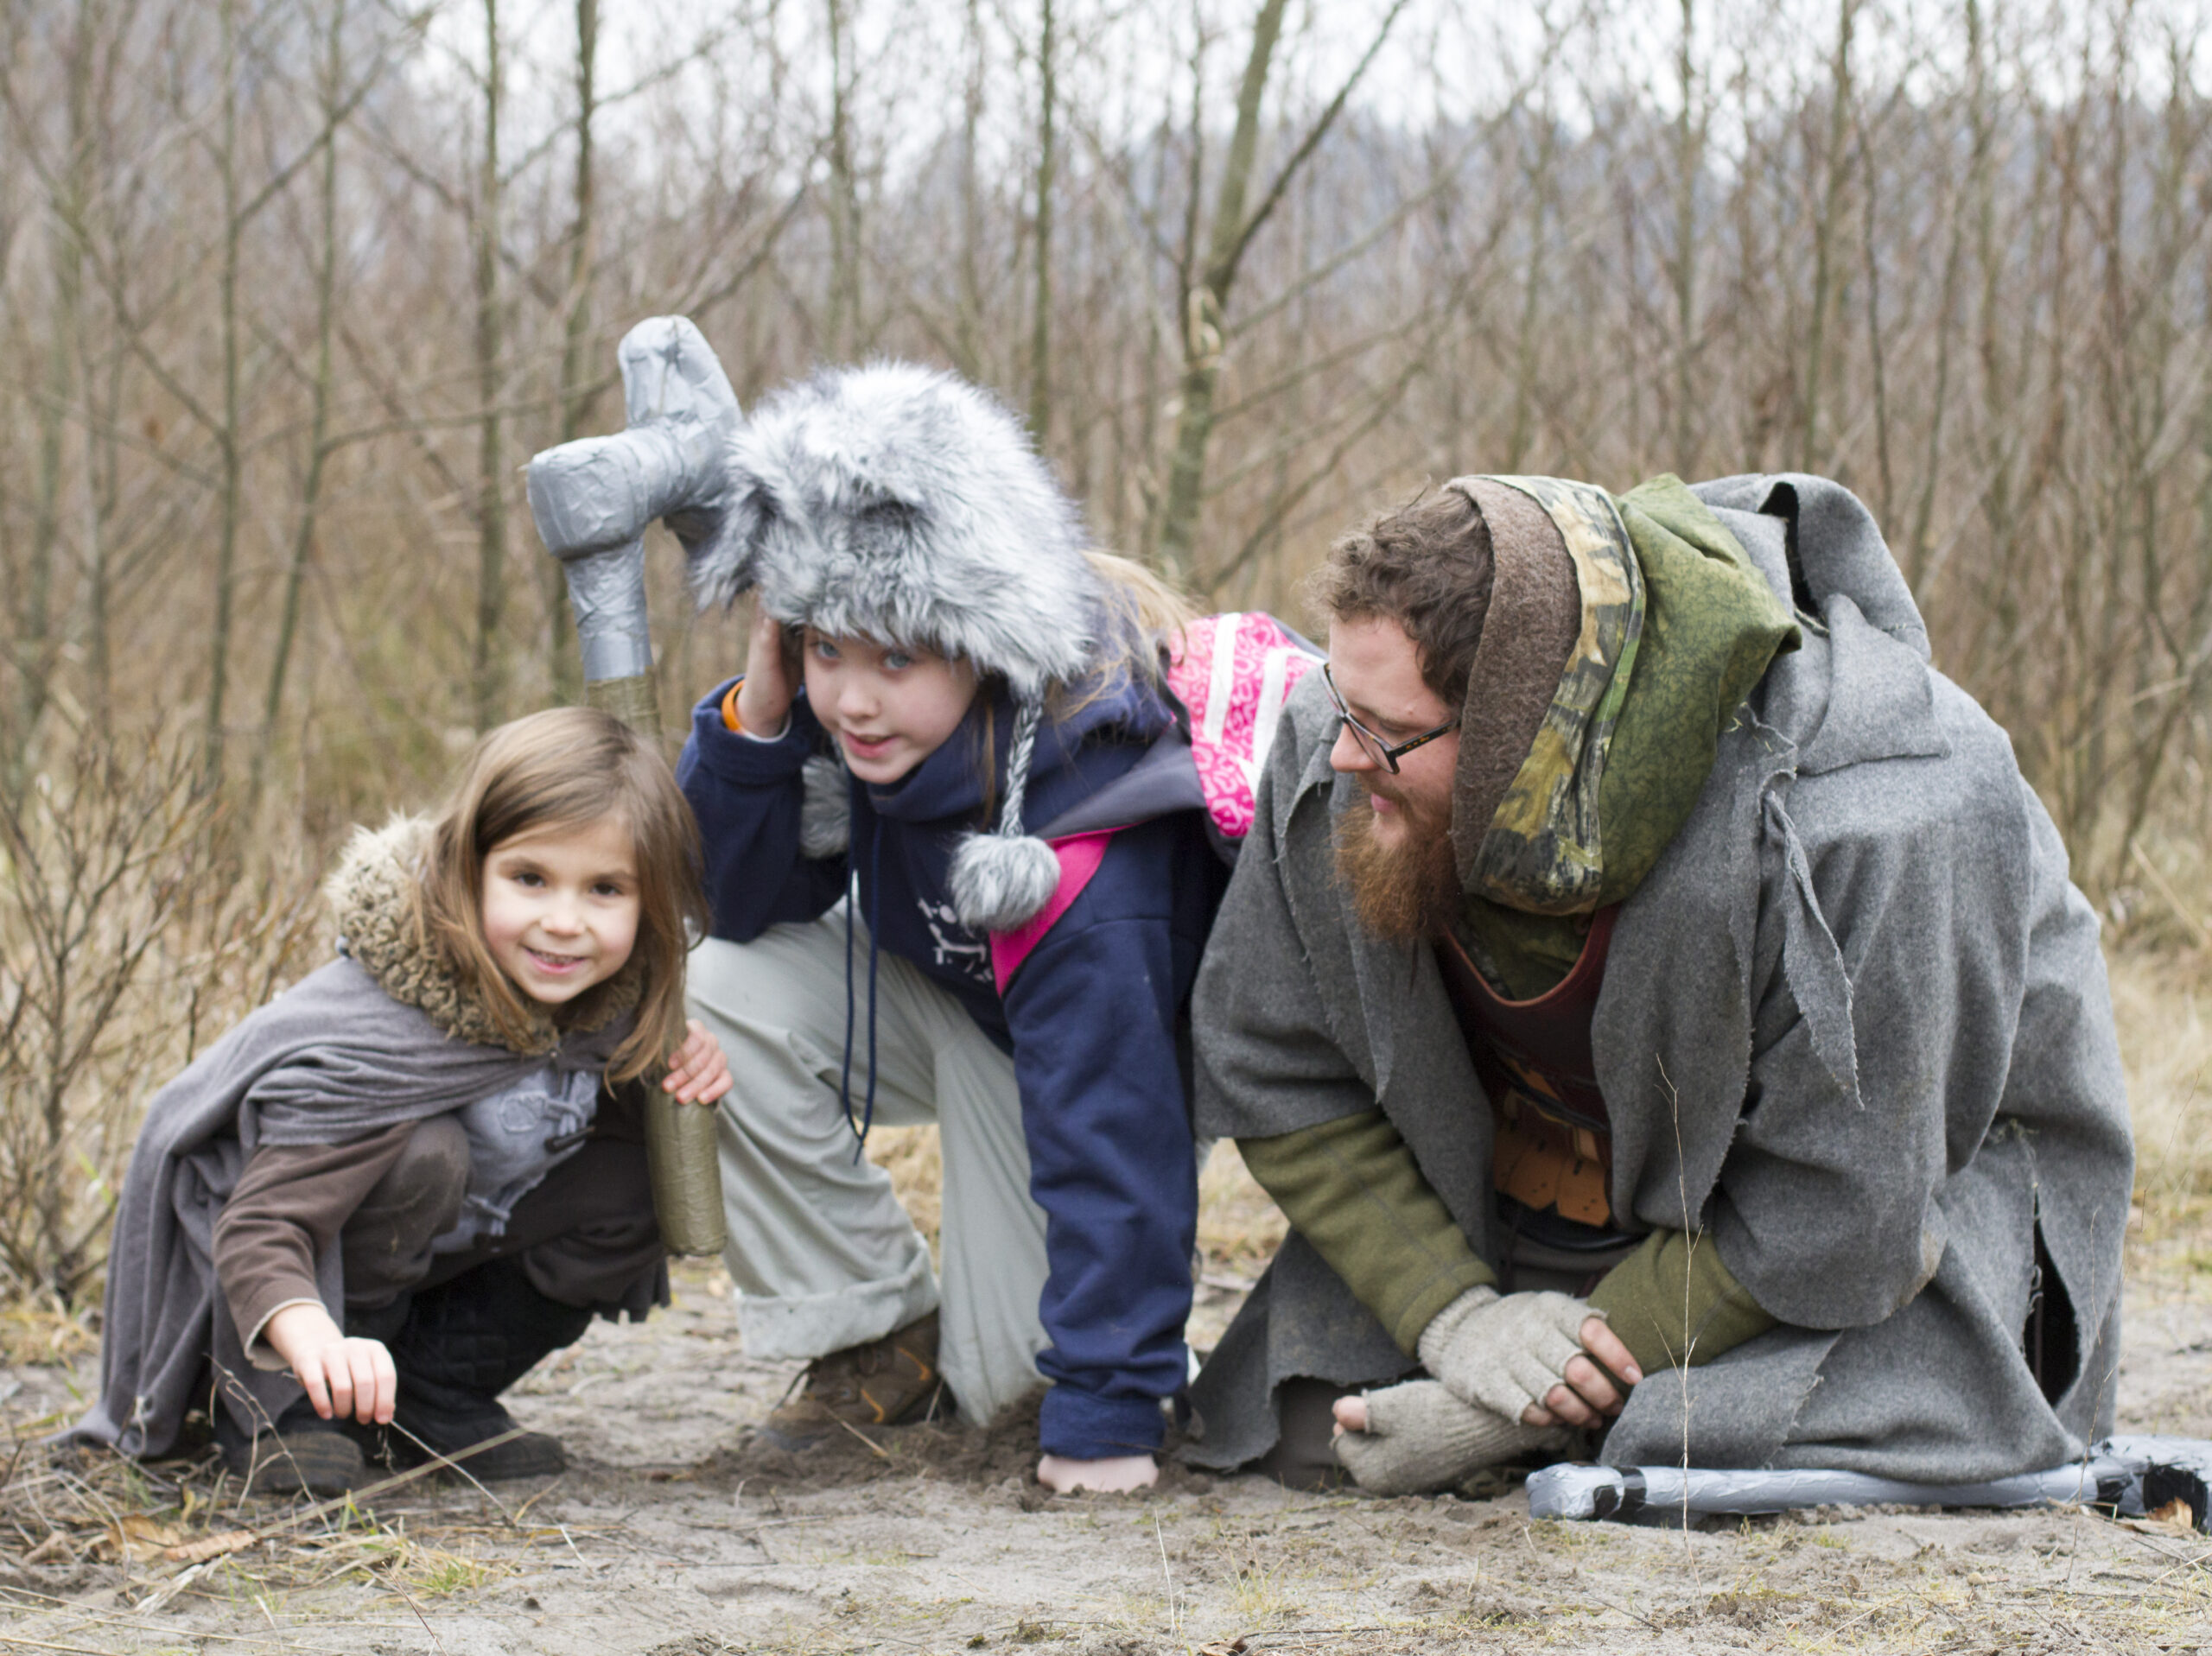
[373, 1426, 569, 1482]
[219, 1435, 366, 1498]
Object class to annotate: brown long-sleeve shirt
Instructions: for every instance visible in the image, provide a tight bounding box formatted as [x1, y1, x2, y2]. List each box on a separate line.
[210, 1123, 423, 1370]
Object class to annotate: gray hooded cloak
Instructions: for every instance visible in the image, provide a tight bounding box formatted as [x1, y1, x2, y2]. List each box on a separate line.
[1185, 474, 2133, 1482]
[76, 822, 634, 1457]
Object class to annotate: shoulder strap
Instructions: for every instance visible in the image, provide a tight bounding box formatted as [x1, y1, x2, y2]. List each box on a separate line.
[988, 830, 1118, 994]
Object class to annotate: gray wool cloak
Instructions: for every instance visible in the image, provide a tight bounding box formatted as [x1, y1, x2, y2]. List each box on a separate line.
[1185, 474, 2134, 1482]
[76, 822, 633, 1458]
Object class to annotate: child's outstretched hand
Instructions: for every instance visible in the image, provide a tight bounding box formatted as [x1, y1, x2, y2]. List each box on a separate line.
[663, 1018, 732, 1105]
[264, 1302, 397, 1424]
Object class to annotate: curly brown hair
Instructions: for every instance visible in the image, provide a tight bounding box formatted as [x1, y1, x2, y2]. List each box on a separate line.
[1306, 485, 1495, 706]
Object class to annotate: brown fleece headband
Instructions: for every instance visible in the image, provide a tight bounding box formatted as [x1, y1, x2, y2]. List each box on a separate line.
[1447, 477, 1582, 893]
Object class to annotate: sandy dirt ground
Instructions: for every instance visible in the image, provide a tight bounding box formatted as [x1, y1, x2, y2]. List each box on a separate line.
[3, 1253, 2209, 1656]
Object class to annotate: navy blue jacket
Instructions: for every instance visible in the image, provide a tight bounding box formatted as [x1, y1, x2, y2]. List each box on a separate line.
[678, 674, 1229, 1460]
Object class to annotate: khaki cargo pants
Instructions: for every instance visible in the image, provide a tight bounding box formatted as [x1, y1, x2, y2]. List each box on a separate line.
[686, 906, 1050, 1425]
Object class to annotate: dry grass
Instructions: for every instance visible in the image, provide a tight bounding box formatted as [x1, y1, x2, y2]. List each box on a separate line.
[2114, 943, 2212, 1281]
[866, 1123, 1284, 1287]
[0, 1300, 99, 1367]
[0, 1425, 537, 1629]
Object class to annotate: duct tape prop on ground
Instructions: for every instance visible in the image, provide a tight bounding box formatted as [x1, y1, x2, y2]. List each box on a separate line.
[1529, 1436, 2212, 1531]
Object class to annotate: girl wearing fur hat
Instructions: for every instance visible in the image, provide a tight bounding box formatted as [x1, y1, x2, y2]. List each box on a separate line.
[78, 707, 729, 1495]
[677, 364, 1230, 1494]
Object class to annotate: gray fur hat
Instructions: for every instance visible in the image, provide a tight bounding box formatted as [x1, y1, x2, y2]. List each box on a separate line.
[686, 358, 1106, 933]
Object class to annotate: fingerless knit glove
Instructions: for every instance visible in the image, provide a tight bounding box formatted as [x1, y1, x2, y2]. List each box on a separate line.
[1416, 1285, 1599, 1421]
[1332, 1379, 1569, 1495]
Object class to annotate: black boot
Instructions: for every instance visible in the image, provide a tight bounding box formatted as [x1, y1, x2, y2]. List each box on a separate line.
[375, 1257, 593, 1481]
[215, 1394, 367, 1497]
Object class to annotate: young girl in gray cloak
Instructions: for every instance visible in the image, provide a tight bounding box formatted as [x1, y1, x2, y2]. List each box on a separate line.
[76, 707, 730, 1495]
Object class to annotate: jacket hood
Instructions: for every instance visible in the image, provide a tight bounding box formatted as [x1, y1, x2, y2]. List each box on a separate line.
[1446, 474, 1797, 923]
[326, 816, 642, 1057]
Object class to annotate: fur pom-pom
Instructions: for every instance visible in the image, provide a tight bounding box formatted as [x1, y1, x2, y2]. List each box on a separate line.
[798, 755, 851, 860]
[949, 833, 1063, 933]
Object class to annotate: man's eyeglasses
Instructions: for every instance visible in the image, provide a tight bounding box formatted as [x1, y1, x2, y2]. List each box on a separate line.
[1321, 663, 1460, 774]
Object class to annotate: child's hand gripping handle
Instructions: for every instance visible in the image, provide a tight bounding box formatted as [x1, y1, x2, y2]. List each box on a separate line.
[645, 1020, 733, 1258]
[529, 318, 742, 1257]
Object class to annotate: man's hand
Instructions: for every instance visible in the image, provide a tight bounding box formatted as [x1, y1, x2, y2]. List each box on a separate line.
[1331, 1380, 1569, 1495]
[1417, 1286, 1643, 1429]
[1035, 1453, 1159, 1494]
[734, 606, 798, 737]
[264, 1303, 397, 1425]
[1522, 1315, 1640, 1428]
[663, 1018, 733, 1104]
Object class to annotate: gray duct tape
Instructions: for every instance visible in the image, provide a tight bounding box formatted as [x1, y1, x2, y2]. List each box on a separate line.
[527, 426, 708, 561]
[564, 542, 654, 682]
[1526, 1435, 2212, 1527]
[1529, 1461, 2127, 1523]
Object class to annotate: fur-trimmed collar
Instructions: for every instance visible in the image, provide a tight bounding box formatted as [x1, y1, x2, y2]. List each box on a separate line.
[325, 816, 642, 1057]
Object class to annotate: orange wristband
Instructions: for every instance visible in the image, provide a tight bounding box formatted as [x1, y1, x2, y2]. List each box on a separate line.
[721, 680, 745, 733]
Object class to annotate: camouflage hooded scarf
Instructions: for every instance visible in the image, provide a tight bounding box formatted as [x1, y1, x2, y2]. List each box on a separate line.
[1449, 473, 1802, 998]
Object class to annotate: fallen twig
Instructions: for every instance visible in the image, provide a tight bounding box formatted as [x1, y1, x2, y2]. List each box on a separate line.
[836, 1419, 890, 1460]
[1154, 1512, 1177, 1636]
[162, 1526, 259, 1564]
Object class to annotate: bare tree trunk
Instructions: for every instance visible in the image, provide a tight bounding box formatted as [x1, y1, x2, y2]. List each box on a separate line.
[824, 0, 859, 356]
[1506, 109, 1555, 473]
[203, 0, 244, 783]
[1905, 135, 1967, 594]
[1799, 0, 1856, 468]
[1154, 0, 1287, 582]
[1670, 0, 1700, 475]
[11, 0, 93, 793]
[1027, 0, 1056, 441]
[547, 0, 598, 705]
[253, 0, 346, 798]
[473, 0, 507, 732]
[952, 0, 984, 378]
[1153, 0, 1409, 580]
[1856, 103, 1893, 526]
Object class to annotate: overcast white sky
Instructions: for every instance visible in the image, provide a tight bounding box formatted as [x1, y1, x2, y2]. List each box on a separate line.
[407, 0, 2212, 200]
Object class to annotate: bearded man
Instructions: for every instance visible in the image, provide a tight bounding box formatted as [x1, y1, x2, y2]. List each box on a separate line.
[1183, 473, 2133, 1494]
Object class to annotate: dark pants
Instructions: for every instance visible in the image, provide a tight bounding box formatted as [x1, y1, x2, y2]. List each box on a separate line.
[341, 1093, 665, 1325]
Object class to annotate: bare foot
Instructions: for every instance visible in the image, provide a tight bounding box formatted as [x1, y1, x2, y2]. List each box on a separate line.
[1035, 1453, 1159, 1494]
[1332, 1394, 1370, 1435]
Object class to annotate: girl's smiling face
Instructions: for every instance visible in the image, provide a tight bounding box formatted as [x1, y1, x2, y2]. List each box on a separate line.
[480, 815, 642, 1006]
[803, 631, 979, 784]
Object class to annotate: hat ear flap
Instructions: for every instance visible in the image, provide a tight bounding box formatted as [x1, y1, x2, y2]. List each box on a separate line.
[798, 754, 851, 860]
[683, 476, 781, 612]
[948, 833, 1061, 933]
[947, 694, 1059, 932]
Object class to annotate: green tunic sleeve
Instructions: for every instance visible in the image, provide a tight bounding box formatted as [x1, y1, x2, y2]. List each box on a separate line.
[1587, 1228, 1777, 1374]
[1237, 1110, 1496, 1355]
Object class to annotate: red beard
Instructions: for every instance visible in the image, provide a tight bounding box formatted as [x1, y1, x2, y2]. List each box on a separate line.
[1332, 780, 1459, 942]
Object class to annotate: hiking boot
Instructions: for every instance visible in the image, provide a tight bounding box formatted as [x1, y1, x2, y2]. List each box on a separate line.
[759, 1311, 944, 1450]
[365, 1384, 570, 1482]
[215, 1396, 366, 1498]
[368, 1257, 592, 1482]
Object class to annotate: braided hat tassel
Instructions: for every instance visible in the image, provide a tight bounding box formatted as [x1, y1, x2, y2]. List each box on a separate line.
[948, 696, 1063, 933]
